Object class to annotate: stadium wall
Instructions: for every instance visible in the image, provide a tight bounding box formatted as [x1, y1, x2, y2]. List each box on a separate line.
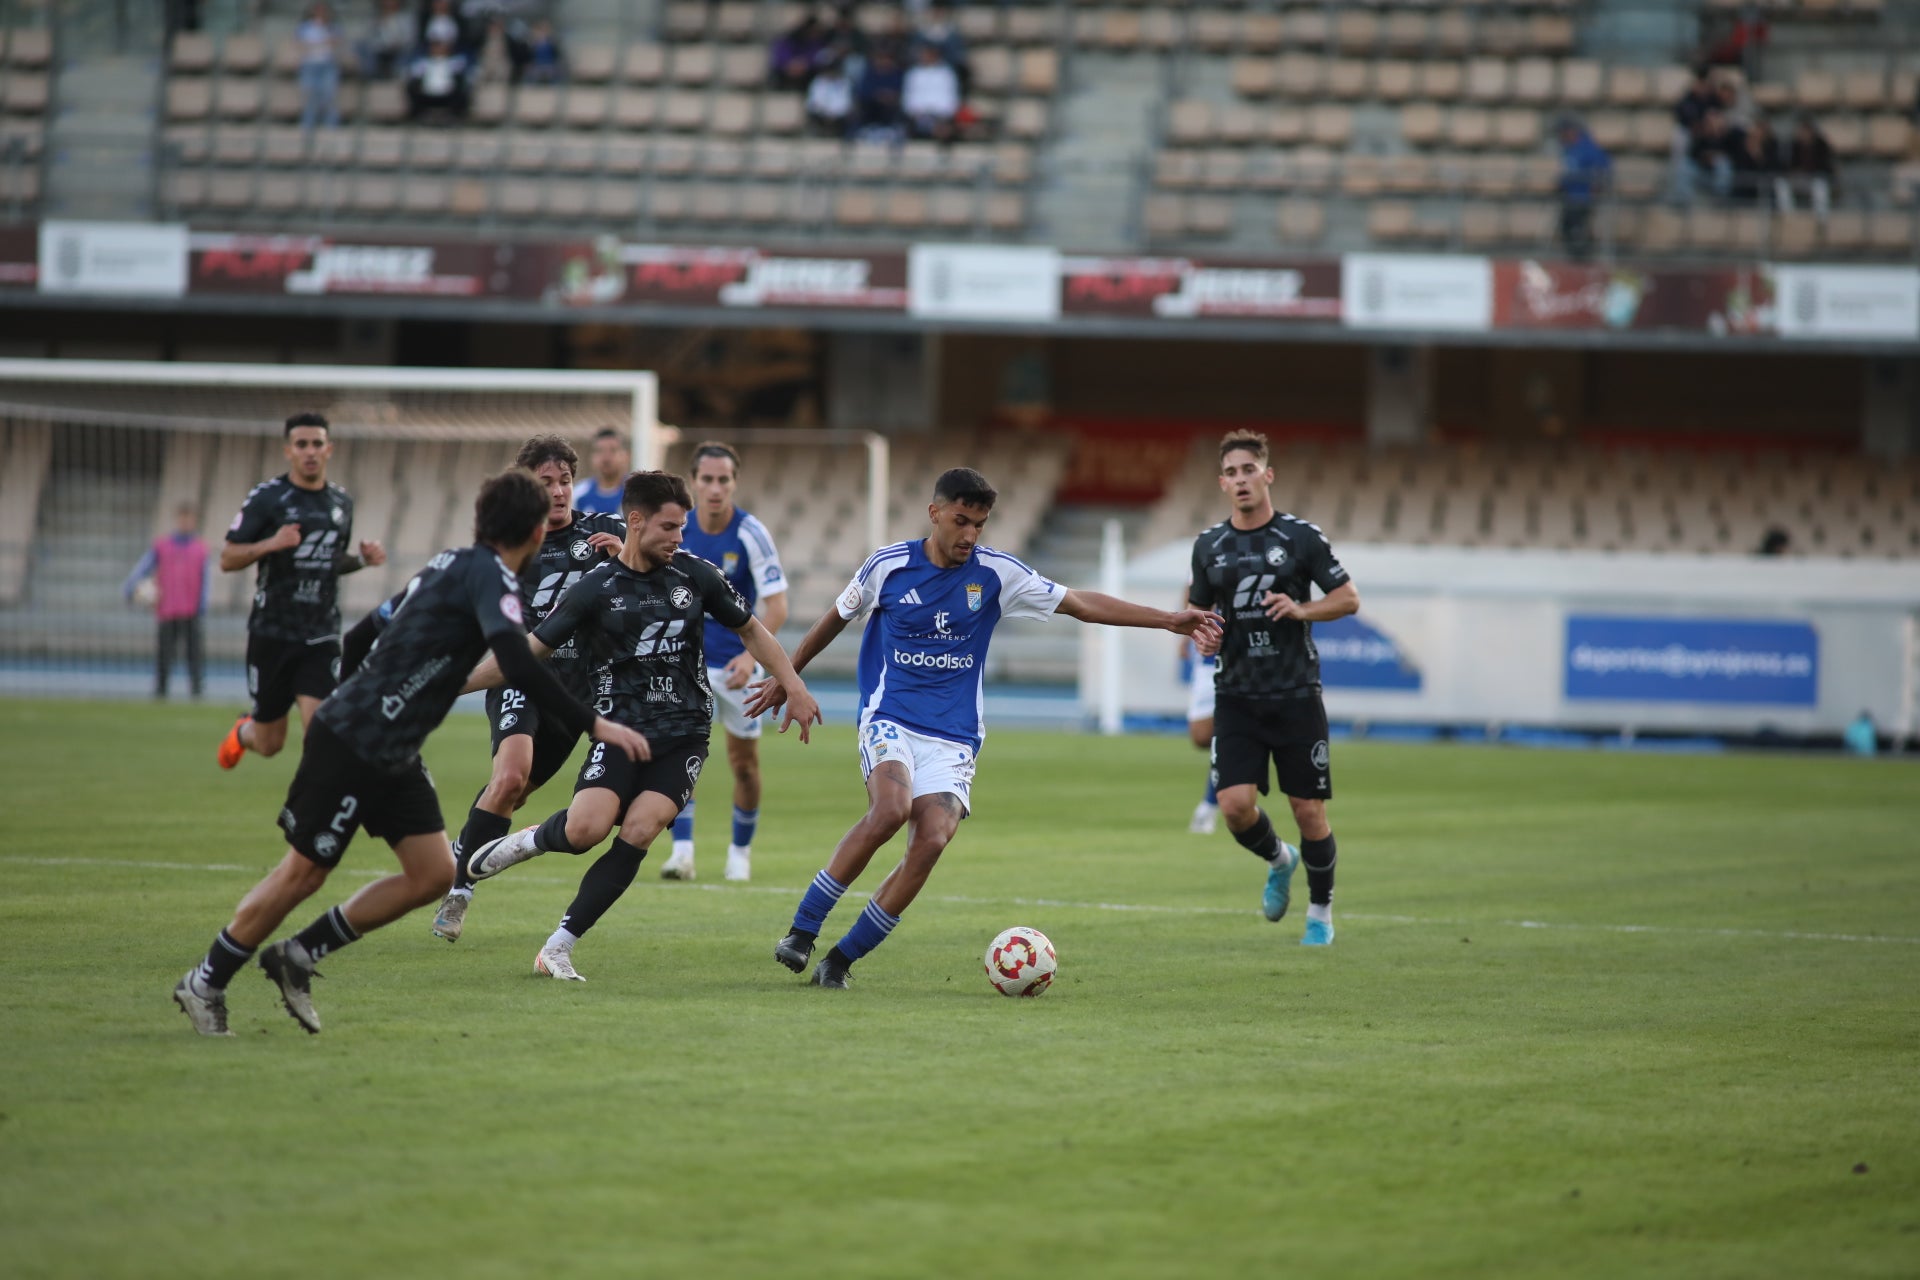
[1097, 541, 1920, 738]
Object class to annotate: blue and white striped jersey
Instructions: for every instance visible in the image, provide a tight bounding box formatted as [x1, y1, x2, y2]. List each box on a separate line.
[683, 507, 785, 665]
[837, 540, 1062, 753]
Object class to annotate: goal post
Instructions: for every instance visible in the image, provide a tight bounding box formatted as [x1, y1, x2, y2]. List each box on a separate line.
[0, 358, 659, 699]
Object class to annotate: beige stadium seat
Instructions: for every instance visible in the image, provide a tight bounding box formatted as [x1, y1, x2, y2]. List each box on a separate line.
[350, 175, 399, 215]
[1200, 149, 1246, 191]
[1823, 116, 1865, 155]
[737, 183, 782, 225]
[1506, 202, 1556, 245]
[1460, 202, 1503, 247]
[1685, 206, 1730, 252]
[1193, 12, 1236, 53]
[1275, 54, 1322, 100]
[1005, 99, 1048, 140]
[1186, 197, 1231, 238]
[972, 47, 1012, 95]
[883, 188, 929, 230]
[957, 7, 999, 43]
[1242, 13, 1283, 54]
[1275, 200, 1324, 245]
[623, 44, 666, 85]
[1020, 49, 1060, 96]
[1233, 57, 1275, 99]
[1613, 154, 1660, 200]
[1773, 211, 1821, 258]
[1867, 115, 1911, 159]
[1218, 104, 1260, 147]
[651, 136, 697, 175]
[454, 132, 501, 172]
[662, 91, 707, 131]
[206, 171, 251, 211]
[7, 27, 50, 70]
[1495, 109, 1540, 150]
[1374, 61, 1416, 104]
[614, 88, 657, 130]
[1513, 59, 1557, 105]
[1587, 111, 1630, 153]
[1340, 154, 1384, 198]
[1368, 201, 1417, 242]
[1383, 12, 1428, 53]
[1606, 66, 1651, 108]
[1308, 105, 1352, 148]
[1447, 108, 1491, 149]
[1466, 58, 1510, 104]
[1561, 60, 1603, 107]
[1529, 16, 1577, 55]
[1384, 153, 1436, 195]
[165, 169, 208, 210]
[1327, 60, 1370, 101]
[1840, 69, 1886, 111]
[1004, 8, 1059, 45]
[1727, 210, 1766, 255]
[1433, 12, 1471, 57]
[1267, 108, 1306, 147]
[470, 83, 508, 125]
[1631, 110, 1673, 153]
[221, 33, 265, 75]
[716, 3, 758, 43]
[358, 129, 403, 169]
[1168, 99, 1211, 147]
[1335, 11, 1378, 54]
[670, 45, 717, 88]
[1868, 211, 1913, 254]
[572, 44, 616, 84]
[1419, 62, 1464, 102]
[564, 87, 610, 129]
[214, 79, 262, 120]
[930, 188, 973, 229]
[1466, 154, 1519, 197]
[1639, 206, 1684, 253]
[401, 175, 449, 216]
[513, 85, 558, 127]
[504, 134, 548, 173]
[171, 32, 214, 73]
[1286, 10, 1329, 50]
[700, 138, 746, 177]
[710, 93, 754, 137]
[690, 183, 734, 223]
[1795, 70, 1839, 112]
[593, 183, 640, 220]
[664, 4, 708, 42]
[1143, 194, 1183, 239]
[719, 46, 762, 89]
[986, 192, 1025, 232]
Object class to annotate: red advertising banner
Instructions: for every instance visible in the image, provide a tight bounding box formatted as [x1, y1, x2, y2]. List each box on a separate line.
[1061, 255, 1341, 321]
[1490, 260, 1774, 335]
[0, 224, 34, 290]
[539, 242, 908, 310]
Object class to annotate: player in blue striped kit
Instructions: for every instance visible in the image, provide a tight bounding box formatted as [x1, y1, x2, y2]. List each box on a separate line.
[748, 467, 1222, 989]
[658, 442, 789, 884]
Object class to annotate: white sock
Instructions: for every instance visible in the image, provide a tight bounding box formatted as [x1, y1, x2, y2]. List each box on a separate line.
[727, 843, 750, 860]
[185, 969, 214, 999]
[544, 926, 579, 952]
[1307, 903, 1332, 925]
[447, 886, 473, 900]
[671, 839, 694, 861]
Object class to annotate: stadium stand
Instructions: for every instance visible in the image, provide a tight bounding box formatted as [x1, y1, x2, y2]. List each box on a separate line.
[0, 24, 50, 218]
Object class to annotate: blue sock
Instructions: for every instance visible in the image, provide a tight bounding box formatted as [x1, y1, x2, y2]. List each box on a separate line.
[792, 869, 848, 935]
[835, 899, 901, 963]
[1203, 772, 1218, 805]
[672, 800, 695, 845]
[731, 805, 758, 849]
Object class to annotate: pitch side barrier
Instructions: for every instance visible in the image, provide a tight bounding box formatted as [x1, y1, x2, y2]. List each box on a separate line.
[1087, 542, 1920, 740]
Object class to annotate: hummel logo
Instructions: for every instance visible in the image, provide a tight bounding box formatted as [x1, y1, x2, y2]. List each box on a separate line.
[898, 589, 923, 605]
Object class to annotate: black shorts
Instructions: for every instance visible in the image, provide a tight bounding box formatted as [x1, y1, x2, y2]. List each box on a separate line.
[277, 722, 444, 867]
[573, 733, 709, 813]
[486, 686, 584, 793]
[247, 633, 341, 723]
[1211, 692, 1333, 801]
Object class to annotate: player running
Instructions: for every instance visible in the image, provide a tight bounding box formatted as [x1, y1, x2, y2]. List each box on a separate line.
[460, 471, 820, 982]
[171, 470, 648, 1036]
[216, 412, 385, 768]
[1188, 431, 1359, 947]
[658, 441, 788, 884]
[750, 467, 1222, 990]
[427, 434, 626, 943]
[1181, 580, 1221, 835]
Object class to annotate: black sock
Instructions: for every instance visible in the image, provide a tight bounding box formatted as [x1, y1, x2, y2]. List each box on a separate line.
[824, 945, 853, 970]
[535, 809, 585, 855]
[786, 927, 818, 945]
[290, 905, 360, 964]
[455, 804, 511, 890]
[194, 928, 255, 991]
[557, 839, 646, 938]
[1301, 834, 1337, 907]
[1231, 810, 1282, 862]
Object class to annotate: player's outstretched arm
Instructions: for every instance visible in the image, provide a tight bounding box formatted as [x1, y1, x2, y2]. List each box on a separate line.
[220, 523, 302, 572]
[743, 606, 847, 718]
[460, 635, 555, 695]
[734, 617, 821, 742]
[1058, 589, 1224, 646]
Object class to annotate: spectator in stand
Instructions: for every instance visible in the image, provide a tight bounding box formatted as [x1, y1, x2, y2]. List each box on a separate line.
[359, 0, 416, 79]
[296, 3, 342, 132]
[1756, 526, 1791, 556]
[820, 4, 870, 84]
[123, 503, 210, 701]
[1670, 66, 1717, 204]
[407, 37, 473, 121]
[473, 14, 521, 83]
[855, 44, 906, 140]
[912, 4, 970, 98]
[1690, 107, 1737, 200]
[806, 57, 857, 136]
[419, 0, 466, 54]
[1786, 117, 1837, 218]
[769, 12, 827, 91]
[1729, 117, 1787, 210]
[519, 19, 564, 83]
[1555, 115, 1611, 262]
[871, 7, 912, 67]
[902, 43, 960, 143]
[1705, 3, 1768, 77]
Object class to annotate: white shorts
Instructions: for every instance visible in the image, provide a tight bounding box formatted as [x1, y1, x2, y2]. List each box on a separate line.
[858, 718, 976, 815]
[708, 664, 763, 740]
[1187, 660, 1217, 723]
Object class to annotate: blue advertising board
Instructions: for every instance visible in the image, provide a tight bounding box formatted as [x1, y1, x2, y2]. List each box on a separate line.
[1316, 614, 1423, 691]
[1564, 616, 1818, 706]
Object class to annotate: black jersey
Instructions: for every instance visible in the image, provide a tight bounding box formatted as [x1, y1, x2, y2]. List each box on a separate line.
[1189, 512, 1351, 701]
[226, 474, 357, 642]
[314, 545, 527, 773]
[519, 511, 628, 697]
[534, 550, 753, 740]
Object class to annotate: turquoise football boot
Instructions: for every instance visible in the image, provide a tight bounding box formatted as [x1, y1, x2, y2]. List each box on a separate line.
[1300, 918, 1335, 947]
[1262, 841, 1300, 922]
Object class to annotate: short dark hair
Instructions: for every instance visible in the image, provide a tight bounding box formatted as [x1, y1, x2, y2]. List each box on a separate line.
[622, 469, 693, 518]
[933, 467, 997, 510]
[689, 440, 741, 475]
[514, 433, 579, 477]
[473, 468, 550, 548]
[592, 427, 624, 445]
[1218, 430, 1270, 467]
[284, 412, 329, 438]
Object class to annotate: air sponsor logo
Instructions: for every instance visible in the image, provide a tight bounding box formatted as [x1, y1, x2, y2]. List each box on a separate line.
[380, 654, 453, 719]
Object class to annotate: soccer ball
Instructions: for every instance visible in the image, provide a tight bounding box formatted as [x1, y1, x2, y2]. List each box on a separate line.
[984, 926, 1056, 998]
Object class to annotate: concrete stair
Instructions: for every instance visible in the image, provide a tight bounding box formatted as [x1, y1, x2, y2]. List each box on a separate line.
[1035, 53, 1164, 251]
[44, 53, 161, 220]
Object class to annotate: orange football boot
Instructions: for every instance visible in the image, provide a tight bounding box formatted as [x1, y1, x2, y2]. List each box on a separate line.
[217, 715, 250, 769]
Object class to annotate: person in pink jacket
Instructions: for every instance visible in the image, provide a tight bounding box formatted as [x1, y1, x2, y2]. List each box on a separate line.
[124, 503, 211, 699]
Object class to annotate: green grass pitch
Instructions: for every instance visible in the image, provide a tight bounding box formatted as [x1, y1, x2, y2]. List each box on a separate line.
[2, 697, 1916, 1278]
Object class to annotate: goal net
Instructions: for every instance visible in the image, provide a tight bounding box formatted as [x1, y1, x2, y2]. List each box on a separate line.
[0, 359, 655, 700]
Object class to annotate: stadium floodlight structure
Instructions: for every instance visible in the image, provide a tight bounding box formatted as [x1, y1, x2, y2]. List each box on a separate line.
[0, 358, 892, 698]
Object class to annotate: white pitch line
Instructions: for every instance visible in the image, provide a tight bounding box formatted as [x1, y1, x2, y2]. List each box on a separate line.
[7, 855, 1919, 947]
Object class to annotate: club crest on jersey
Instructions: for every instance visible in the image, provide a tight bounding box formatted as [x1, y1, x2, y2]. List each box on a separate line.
[966, 583, 983, 612]
[1266, 546, 1288, 566]
[671, 586, 694, 609]
[686, 756, 704, 783]
[331, 506, 345, 526]
[722, 552, 739, 574]
[571, 539, 591, 560]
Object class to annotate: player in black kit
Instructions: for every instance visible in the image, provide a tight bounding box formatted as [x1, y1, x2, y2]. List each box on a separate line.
[427, 434, 627, 944]
[461, 470, 822, 981]
[1189, 431, 1360, 947]
[172, 470, 648, 1036]
[216, 412, 386, 769]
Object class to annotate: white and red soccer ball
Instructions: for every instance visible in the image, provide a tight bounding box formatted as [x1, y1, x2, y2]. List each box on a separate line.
[984, 926, 1056, 997]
